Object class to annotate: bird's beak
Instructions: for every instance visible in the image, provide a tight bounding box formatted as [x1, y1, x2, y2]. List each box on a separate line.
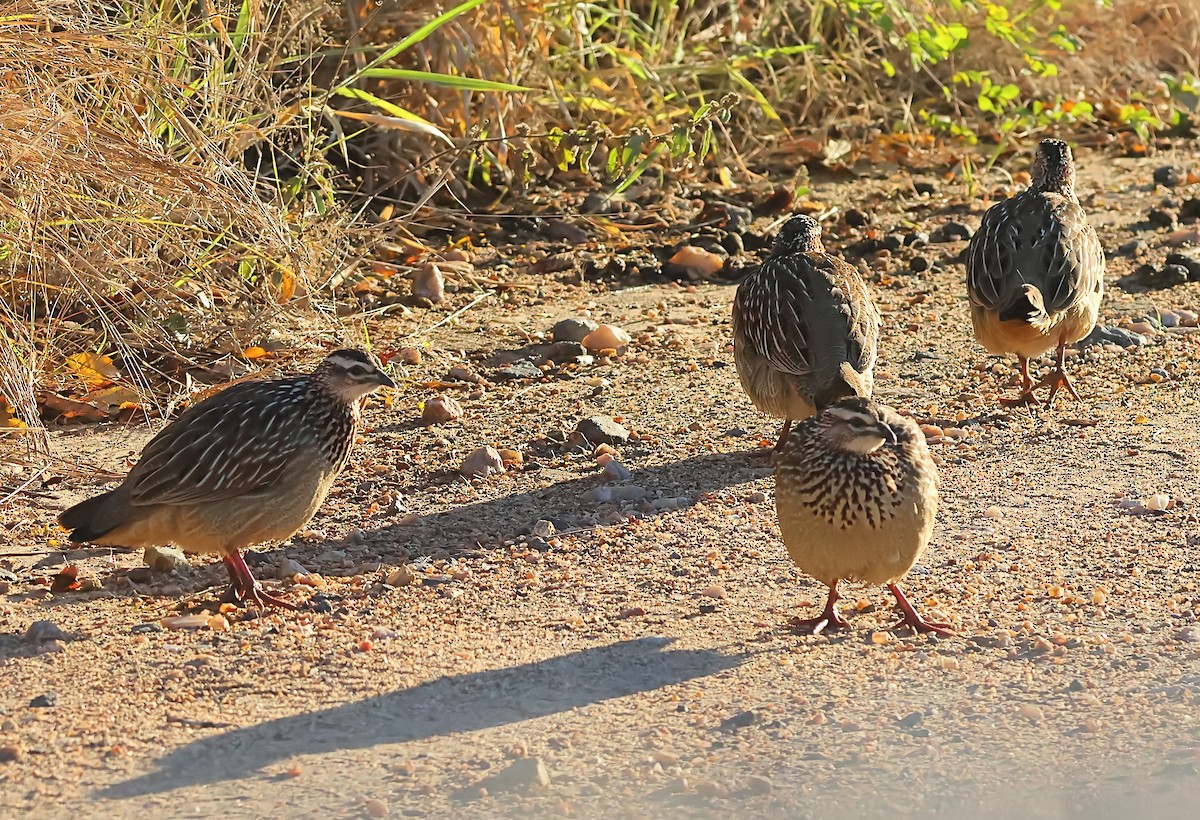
[375, 370, 397, 389]
[876, 422, 898, 445]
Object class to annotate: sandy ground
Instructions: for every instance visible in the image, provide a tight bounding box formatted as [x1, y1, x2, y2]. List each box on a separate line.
[2, 148, 1200, 819]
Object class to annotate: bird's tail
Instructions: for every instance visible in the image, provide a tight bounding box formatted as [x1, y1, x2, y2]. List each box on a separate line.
[999, 284, 1053, 332]
[58, 491, 125, 543]
[815, 361, 874, 408]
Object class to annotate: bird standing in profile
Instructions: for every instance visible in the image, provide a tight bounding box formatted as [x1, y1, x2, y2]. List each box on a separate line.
[732, 214, 880, 451]
[58, 349, 395, 609]
[774, 397, 950, 636]
[966, 138, 1105, 406]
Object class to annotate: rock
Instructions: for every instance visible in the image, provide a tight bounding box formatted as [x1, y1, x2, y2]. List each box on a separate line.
[396, 347, 421, 365]
[582, 484, 648, 504]
[551, 318, 599, 343]
[1078, 325, 1147, 349]
[1165, 251, 1200, 280]
[1181, 197, 1200, 223]
[0, 568, 17, 582]
[904, 230, 930, 247]
[276, 559, 307, 579]
[478, 757, 551, 793]
[932, 222, 972, 242]
[581, 324, 632, 353]
[422, 394, 463, 425]
[531, 519, 556, 538]
[1117, 238, 1144, 256]
[411, 262, 446, 303]
[843, 208, 869, 227]
[25, 620, 71, 643]
[600, 459, 632, 482]
[1154, 165, 1185, 187]
[668, 245, 725, 279]
[913, 181, 936, 196]
[743, 775, 774, 795]
[460, 446, 505, 479]
[543, 340, 587, 364]
[749, 491, 768, 503]
[576, 415, 629, 445]
[0, 745, 21, 762]
[385, 567, 416, 587]
[1147, 208, 1178, 230]
[144, 545, 190, 574]
[909, 256, 930, 273]
[364, 798, 389, 818]
[30, 693, 57, 708]
[719, 710, 758, 732]
[493, 359, 541, 381]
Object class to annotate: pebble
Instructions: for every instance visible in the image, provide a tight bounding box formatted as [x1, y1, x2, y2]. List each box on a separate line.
[748, 491, 768, 504]
[460, 446, 505, 479]
[700, 585, 726, 599]
[24, 620, 71, 643]
[909, 256, 930, 273]
[144, 545, 190, 574]
[364, 798, 390, 818]
[411, 262, 446, 303]
[932, 222, 972, 242]
[551, 317, 599, 343]
[576, 415, 629, 445]
[531, 519, 556, 538]
[385, 567, 416, 587]
[493, 359, 541, 381]
[276, 559, 308, 580]
[0, 745, 21, 762]
[581, 324, 632, 353]
[985, 506, 1003, 519]
[1153, 165, 1186, 187]
[1078, 325, 1146, 348]
[1016, 704, 1045, 722]
[743, 776, 774, 795]
[478, 757, 552, 792]
[617, 606, 647, 619]
[600, 459, 632, 482]
[396, 347, 421, 365]
[29, 693, 57, 709]
[668, 245, 725, 277]
[543, 340, 587, 364]
[421, 395, 463, 425]
[208, 614, 230, 632]
[844, 208, 869, 227]
[582, 484, 648, 504]
[161, 613, 211, 630]
[694, 779, 729, 798]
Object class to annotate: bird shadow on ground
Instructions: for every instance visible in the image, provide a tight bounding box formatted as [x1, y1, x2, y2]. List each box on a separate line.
[356, 449, 771, 558]
[99, 636, 746, 800]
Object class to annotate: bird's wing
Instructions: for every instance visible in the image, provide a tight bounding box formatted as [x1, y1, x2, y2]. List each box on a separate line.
[124, 379, 315, 506]
[1039, 195, 1105, 314]
[830, 257, 880, 376]
[966, 199, 1022, 312]
[733, 255, 818, 376]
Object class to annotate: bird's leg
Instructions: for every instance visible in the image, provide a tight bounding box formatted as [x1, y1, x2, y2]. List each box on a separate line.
[1030, 340, 1082, 406]
[999, 356, 1040, 406]
[772, 418, 793, 453]
[888, 583, 952, 636]
[790, 583, 850, 635]
[221, 551, 297, 610]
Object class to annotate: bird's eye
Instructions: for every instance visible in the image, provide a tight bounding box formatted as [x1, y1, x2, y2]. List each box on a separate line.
[348, 364, 369, 377]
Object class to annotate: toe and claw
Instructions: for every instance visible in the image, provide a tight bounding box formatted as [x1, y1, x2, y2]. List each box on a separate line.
[999, 345, 1081, 409]
[791, 582, 953, 637]
[222, 552, 297, 611]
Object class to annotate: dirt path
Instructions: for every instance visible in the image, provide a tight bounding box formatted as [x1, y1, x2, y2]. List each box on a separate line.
[3, 150, 1200, 818]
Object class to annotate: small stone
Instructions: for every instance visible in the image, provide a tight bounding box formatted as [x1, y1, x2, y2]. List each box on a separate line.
[551, 318, 599, 343]
[743, 775, 773, 795]
[581, 324, 632, 353]
[844, 208, 869, 227]
[144, 545, 190, 574]
[1154, 165, 1185, 187]
[493, 359, 541, 381]
[364, 798, 389, 818]
[396, 347, 421, 365]
[700, 585, 726, 600]
[478, 757, 552, 793]
[0, 745, 21, 762]
[1078, 325, 1146, 349]
[719, 710, 758, 732]
[576, 415, 629, 445]
[36, 640, 66, 655]
[748, 491, 768, 504]
[668, 245, 725, 277]
[1016, 704, 1044, 722]
[601, 459, 632, 482]
[30, 693, 57, 708]
[909, 256, 930, 273]
[460, 446, 505, 479]
[421, 395, 463, 425]
[1118, 238, 1144, 256]
[1174, 626, 1200, 643]
[161, 613, 210, 630]
[617, 606, 647, 619]
[386, 567, 416, 587]
[24, 620, 71, 643]
[276, 559, 307, 580]
[543, 340, 587, 364]
[693, 779, 729, 798]
[207, 614, 230, 632]
[1147, 208, 1178, 230]
[531, 519, 556, 538]
[411, 262, 446, 303]
[932, 222, 972, 242]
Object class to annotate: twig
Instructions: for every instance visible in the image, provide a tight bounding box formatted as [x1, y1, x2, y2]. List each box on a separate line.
[0, 463, 49, 506]
[404, 290, 495, 339]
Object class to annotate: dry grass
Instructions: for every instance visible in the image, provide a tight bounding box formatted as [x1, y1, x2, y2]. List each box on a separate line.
[2, 0, 1199, 454]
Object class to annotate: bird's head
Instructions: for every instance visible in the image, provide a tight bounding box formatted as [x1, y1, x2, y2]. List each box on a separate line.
[770, 214, 825, 257]
[314, 349, 396, 403]
[816, 397, 900, 456]
[1030, 138, 1075, 194]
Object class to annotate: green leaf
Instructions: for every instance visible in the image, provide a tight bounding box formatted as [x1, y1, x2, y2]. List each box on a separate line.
[727, 67, 780, 121]
[880, 58, 896, 78]
[331, 88, 453, 144]
[358, 68, 530, 92]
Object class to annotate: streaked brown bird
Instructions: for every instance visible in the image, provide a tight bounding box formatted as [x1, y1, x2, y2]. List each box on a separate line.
[966, 138, 1105, 406]
[774, 397, 950, 636]
[58, 349, 395, 609]
[732, 214, 880, 451]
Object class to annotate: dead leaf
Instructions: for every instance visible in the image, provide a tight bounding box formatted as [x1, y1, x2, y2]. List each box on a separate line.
[38, 393, 108, 423]
[242, 346, 268, 360]
[66, 352, 121, 388]
[274, 269, 297, 302]
[82, 385, 140, 414]
[51, 565, 80, 593]
[0, 396, 27, 428]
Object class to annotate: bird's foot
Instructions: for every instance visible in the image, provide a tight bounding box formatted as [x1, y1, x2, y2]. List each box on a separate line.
[998, 391, 1040, 407]
[222, 552, 298, 611]
[789, 612, 850, 636]
[1029, 368, 1081, 406]
[888, 583, 953, 636]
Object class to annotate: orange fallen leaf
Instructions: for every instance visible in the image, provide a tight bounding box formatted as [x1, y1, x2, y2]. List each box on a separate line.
[0, 396, 27, 428]
[51, 565, 80, 593]
[66, 352, 120, 388]
[243, 346, 268, 359]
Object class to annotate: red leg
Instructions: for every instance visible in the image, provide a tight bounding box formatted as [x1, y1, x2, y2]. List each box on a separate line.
[888, 583, 952, 636]
[772, 418, 794, 453]
[790, 583, 850, 635]
[999, 357, 1040, 406]
[1030, 340, 1081, 406]
[221, 552, 297, 610]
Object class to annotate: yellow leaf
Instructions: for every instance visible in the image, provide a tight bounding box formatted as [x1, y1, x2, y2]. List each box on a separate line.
[66, 352, 120, 387]
[276, 269, 297, 302]
[82, 385, 141, 414]
[243, 346, 268, 359]
[0, 396, 27, 428]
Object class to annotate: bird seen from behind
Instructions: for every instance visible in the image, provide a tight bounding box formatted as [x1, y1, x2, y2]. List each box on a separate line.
[732, 214, 880, 451]
[774, 397, 950, 636]
[966, 138, 1105, 406]
[58, 348, 395, 609]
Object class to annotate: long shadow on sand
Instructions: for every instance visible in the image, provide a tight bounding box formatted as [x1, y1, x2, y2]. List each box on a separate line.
[101, 636, 745, 799]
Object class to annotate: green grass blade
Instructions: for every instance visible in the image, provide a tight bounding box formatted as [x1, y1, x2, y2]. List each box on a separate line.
[358, 68, 531, 92]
